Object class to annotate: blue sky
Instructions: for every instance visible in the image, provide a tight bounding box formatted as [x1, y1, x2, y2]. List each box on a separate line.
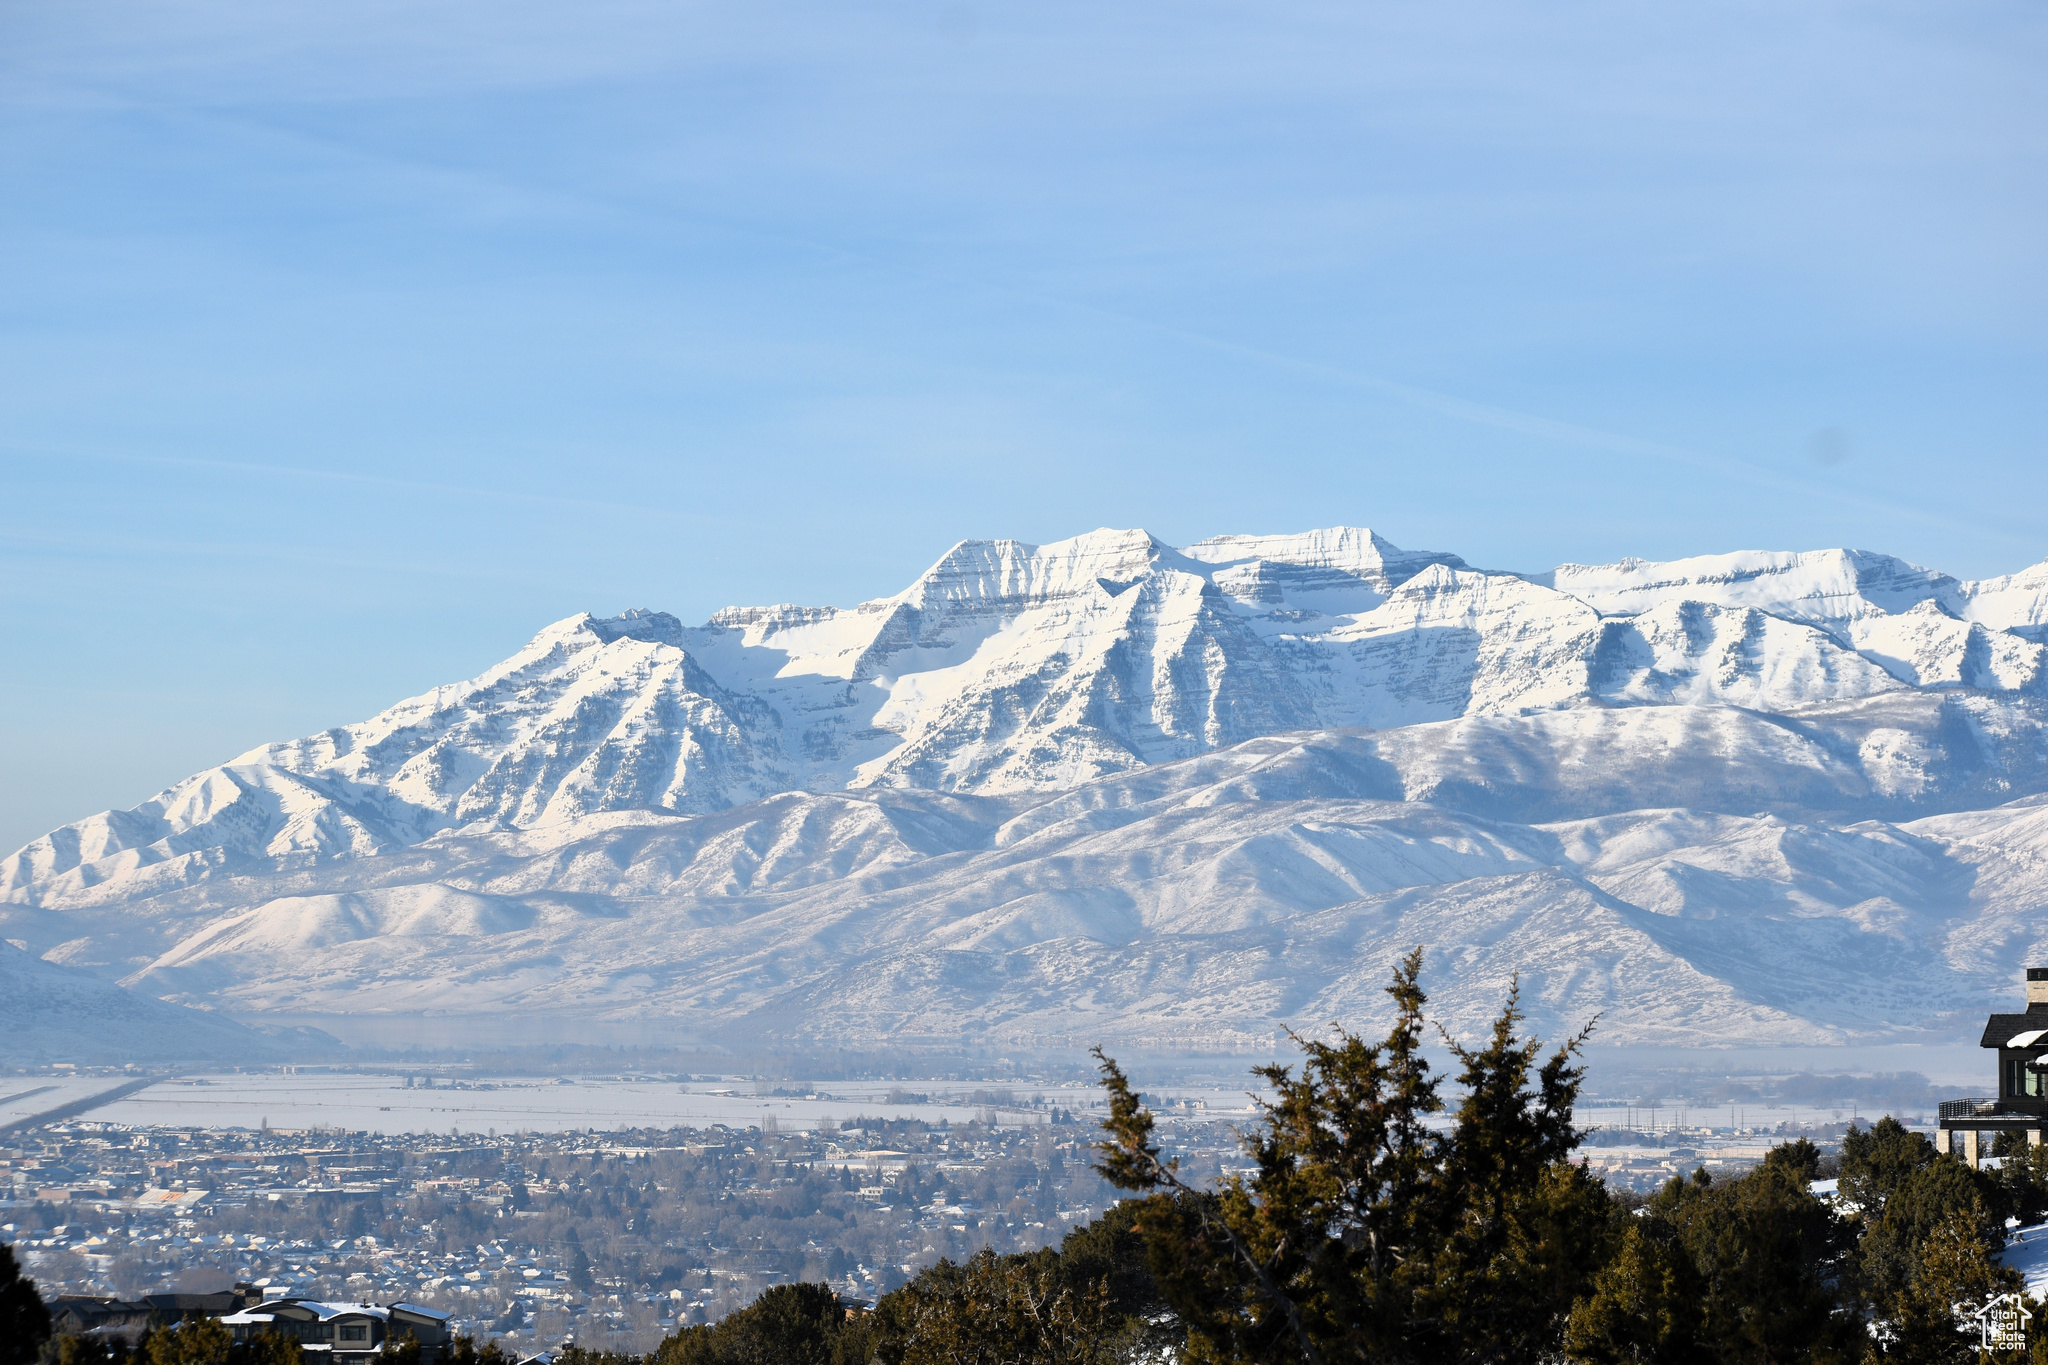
[2, 0, 2043, 853]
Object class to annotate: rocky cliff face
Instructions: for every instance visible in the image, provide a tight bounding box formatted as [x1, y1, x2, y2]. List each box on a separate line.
[9, 526, 2048, 1053]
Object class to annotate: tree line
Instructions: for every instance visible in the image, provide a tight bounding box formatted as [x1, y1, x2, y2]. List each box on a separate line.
[12, 948, 2048, 1364]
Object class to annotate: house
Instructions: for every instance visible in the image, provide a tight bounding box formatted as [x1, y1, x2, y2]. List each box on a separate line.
[219, 1299, 453, 1363]
[47, 1286, 262, 1341]
[1942, 967, 2048, 1168]
[46, 1296, 155, 1339]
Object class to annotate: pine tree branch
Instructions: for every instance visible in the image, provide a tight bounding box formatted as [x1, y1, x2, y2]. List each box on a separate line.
[1093, 1047, 1324, 1365]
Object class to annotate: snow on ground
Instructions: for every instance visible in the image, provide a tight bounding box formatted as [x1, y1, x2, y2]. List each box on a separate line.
[76, 1074, 1263, 1136]
[2002, 1222, 2048, 1299]
[0, 1075, 130, 1126]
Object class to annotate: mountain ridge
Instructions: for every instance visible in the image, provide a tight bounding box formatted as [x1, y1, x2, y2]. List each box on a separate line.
[9, 526, 2048, 1056]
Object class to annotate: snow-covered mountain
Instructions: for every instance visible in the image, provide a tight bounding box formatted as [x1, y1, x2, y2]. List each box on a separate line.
[0, 940, 320, 1065]
[8, 527, 2048, 1055]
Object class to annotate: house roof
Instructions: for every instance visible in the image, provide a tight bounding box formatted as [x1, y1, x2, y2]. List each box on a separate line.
[257, 1300, 389, 1322]
[48, 1297, 152, 1324]
[1983, 1006, 2048, 1048]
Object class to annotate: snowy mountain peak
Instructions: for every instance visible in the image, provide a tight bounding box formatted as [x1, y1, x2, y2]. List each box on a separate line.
[10, 525, 2048, 921]
[1184, 525, 1467, 595]
[892, 527, 1180, 614]
[1958, 557, 2048, 641]
[14, 525, 2048, 1057]
[1545, 547, 1962, 626]
[586, 608, 687, 646]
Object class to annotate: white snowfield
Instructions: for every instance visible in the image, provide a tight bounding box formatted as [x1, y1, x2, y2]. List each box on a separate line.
[7, 526, 2048, 1055]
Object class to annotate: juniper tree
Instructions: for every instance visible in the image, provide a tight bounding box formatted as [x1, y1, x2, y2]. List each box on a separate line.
[243, 1330, 305, 1365]
[443, 1336, 513, 1365]
[653, 1282, 873, 1365]
[876, 1245, 1116, 1365]
[1408, 983, 1608, 1362]
[0, 1244, 50, 1365]
[1878, 1200, 2021, 1365]
[1562, 1144, 1868, 1365]
[1563, 1215, 1713, 1365]
[1094, 947, 1608, 1365]
[138, 1318, 231, 1365]
[1839, 1117, 1935, 1224]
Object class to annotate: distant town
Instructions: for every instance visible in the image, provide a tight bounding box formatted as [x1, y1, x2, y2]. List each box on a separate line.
[6, 1103, 1126, 1353]
[2, 1061, 1932, 1358]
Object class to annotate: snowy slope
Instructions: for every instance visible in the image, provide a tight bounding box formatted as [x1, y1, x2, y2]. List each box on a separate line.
[8, 526, 2048, 1053]
[0, 941, 311, 1064]
[2, 729, 2025, 1050]
[0, 714, 2041, 1049]
[1542, 548, 1969, 626]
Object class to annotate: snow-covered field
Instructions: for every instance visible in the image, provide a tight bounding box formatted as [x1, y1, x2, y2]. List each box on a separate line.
[60, 1074, 1242, 1135]
[92, 1076, 999, 1134]
[8, 526, 2048, 1059]
[0, 1076, 135, 1127]
[10, 1068, 1887, 1142]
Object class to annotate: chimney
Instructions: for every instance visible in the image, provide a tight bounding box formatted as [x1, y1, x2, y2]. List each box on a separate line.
[2028, 967, 2048, 1007]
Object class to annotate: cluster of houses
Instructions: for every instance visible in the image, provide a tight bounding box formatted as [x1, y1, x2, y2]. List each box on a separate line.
[49, 1284, 454, 1363]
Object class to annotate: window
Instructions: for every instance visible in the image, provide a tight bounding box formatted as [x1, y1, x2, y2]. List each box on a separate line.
[2009, 1055, 2048, 1098]
[340, 1325, 368, 1342]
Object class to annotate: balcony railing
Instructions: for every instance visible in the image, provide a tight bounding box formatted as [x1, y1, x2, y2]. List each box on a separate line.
[1940, 1098, 2017, 1122]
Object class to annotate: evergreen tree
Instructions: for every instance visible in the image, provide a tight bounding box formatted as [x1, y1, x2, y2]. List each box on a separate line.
[1095, 948, 1607, 1364]
[1762, 1138, 1823, 1183]
[876, 1246, 1115, 1365]
[652, 1282, 871, 1365]
[1840, 1118, 1936, 1223]
[1861, 1156, 2003, 1306]
[1877, 1200, 2020, 1365]
[1875, 1203, 2031, 1358]
[240, 1330, 303, 1365]
[1641, 1162, 1857, 1363]
[1562, 1220, 1710, 1365]
[1034, 1199, 1176, 1358]
[569, 1242, 596, 1295]
[442, 1334, 513, 1365]
[44, 1340, 135, 1365]
[1411, 985, 1609, 1362]
[1988, 1134, 2048, 1226]
[139, 1318, 231, 1365]
[0, 1243, 51, 1365]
